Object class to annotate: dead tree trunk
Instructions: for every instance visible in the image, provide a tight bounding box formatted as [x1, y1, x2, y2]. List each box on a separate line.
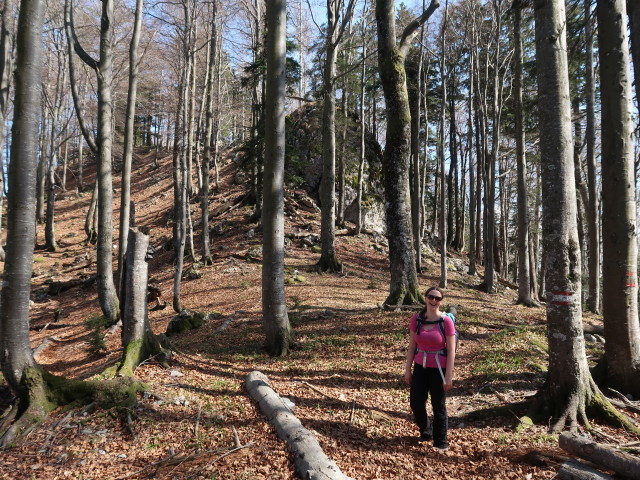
[246, 371, 353, 480]
[559, 432, 640, 479]
[116, 227, 168, 377]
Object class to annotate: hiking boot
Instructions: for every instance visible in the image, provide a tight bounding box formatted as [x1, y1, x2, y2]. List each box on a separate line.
[418, 431, 432, 442]
[434, 443, 449, 451]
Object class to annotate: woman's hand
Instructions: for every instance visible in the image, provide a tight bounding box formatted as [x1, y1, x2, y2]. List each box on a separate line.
[443, 374, 453, 391]
[404, 371, 412, 385]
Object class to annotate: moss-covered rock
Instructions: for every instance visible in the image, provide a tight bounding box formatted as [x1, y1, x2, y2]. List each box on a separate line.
[165, 311, 209, 336]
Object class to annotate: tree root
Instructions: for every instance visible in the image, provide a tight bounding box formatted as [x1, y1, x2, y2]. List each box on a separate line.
[528, 376, 640, 435]
[384, 285, 424, 307]
[316, 253, 343, 273]
[0, 367, 147, 448]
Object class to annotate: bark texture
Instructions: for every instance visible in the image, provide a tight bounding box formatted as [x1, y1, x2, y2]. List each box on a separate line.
[118, 0, 144, 297]
[513, 1, 532, 306]
[262, 0, 292, 356]
[559, 432, 640, 479]
[598, 0, 640, 397]
[246, 371, 353, 480]
[585, 0, 600, 314]
[375, 0, 438, 305]
[534, 0, 593, 431]
[117, 228, 167, 377]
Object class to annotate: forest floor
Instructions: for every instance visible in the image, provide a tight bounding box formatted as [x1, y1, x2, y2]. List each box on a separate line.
[0, 147, 637, 480]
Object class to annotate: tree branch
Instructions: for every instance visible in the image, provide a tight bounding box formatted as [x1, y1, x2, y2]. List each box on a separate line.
[399, 0, 439, 58]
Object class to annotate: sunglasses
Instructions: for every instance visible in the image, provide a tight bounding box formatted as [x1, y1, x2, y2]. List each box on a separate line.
[426, 294, 443, 301]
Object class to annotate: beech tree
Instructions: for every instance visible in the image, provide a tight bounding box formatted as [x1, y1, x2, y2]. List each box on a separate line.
[375, 0, 438, 306]
[0, 0, 14, 262]
[66, 0, 120, 323]
[118, 0, 145, 296]
[0, 0, 46, 446]
[513, 0, 532, 306]
[532, 0, 633, 432]
[317, 0, 355, 273]
[598, 0, 640, 398]
[0, 0, 142, 447]
[262, 0, 293, 356]
[201, 0, 218, 266]
[628, 0, 640, 115]
[584, 0, 600, 314]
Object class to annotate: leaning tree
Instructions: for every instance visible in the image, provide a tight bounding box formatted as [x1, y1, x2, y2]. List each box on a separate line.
[375, 0, 439, 306]
[0, 0, 142, 447]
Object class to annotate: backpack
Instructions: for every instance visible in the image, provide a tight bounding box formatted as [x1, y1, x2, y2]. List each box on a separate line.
[414, 308, 459, 382]
[415, 308, 459, 356]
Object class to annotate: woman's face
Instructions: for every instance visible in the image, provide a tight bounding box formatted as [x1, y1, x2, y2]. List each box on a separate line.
[425, 290, 443, 308]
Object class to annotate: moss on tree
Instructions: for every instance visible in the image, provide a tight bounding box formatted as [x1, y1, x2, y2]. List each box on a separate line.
[0, 367, 146, 447]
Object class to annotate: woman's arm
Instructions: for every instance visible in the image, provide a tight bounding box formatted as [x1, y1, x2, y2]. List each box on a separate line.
[404, 333, 417, 385]
[443, 334, 456, 391]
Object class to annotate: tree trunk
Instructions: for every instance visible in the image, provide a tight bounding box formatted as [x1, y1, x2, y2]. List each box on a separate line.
[485, 0, 502, 294]
[94, 0, 120, 323]
[44, 146, 58, 252]
[533, 0, 624, 432]
[513, 1, 532, 306]
[355, 35, 367, 235]
[0, 0, 46, 446]
[201, 0, 218, 266]
[173, 0, 195, 314]
[559, 432, 640, 479]
[438, 1, 448, 289]
[627, 0, 640, 116]
[409, 14, 425, 273]
[263, 0, 292, 356]
[598, 0, 640, 397]
[375, 0, 438, 305]
[585, 0, 600, 314]
[467, 17, 476, 276]
[0, 0, 14, 261]
[36, 128, 46, 224]
[246, 371, 353, 480]
[318, 28, 340, 272]
[66, 0, 120, 322]
[118, 0, 144, 299]
[556, 459, 613, 480]
[118, 227, 168, 377]
[77, 130, 84, 192]
[85, 181, 98, 243]
[318, 0, 352, 273]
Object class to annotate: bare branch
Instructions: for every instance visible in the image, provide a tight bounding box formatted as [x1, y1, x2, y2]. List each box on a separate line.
[399, 0, 439, 58]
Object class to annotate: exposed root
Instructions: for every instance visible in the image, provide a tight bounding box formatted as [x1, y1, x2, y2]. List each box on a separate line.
[316, 253, 343, 273]
[0, 367, 147, 447]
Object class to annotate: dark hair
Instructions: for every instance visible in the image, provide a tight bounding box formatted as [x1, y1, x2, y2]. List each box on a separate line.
[425, 286, 444, 300]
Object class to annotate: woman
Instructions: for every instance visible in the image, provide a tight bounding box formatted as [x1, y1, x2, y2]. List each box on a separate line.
[404, 286, 456, 450]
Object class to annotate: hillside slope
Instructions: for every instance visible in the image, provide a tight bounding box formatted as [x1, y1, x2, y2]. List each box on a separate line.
[0, 148, 626, 480]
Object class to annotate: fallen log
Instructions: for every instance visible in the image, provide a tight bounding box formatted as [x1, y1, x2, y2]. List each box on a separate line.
[246, 371, 353, 480]
[559, 432, 640, 479]
[33, 336, 58, 359]
[556, 458, 613, 479]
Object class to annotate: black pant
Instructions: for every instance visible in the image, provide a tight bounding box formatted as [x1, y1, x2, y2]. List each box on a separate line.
[410, 363, 448, 446]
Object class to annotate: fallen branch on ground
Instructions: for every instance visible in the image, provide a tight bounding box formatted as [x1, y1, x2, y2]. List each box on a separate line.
[246, 371, 354, 480]
[33, 336, 58, 359]
[559, 432, 640, 479]
[556, 458, 613, 480]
